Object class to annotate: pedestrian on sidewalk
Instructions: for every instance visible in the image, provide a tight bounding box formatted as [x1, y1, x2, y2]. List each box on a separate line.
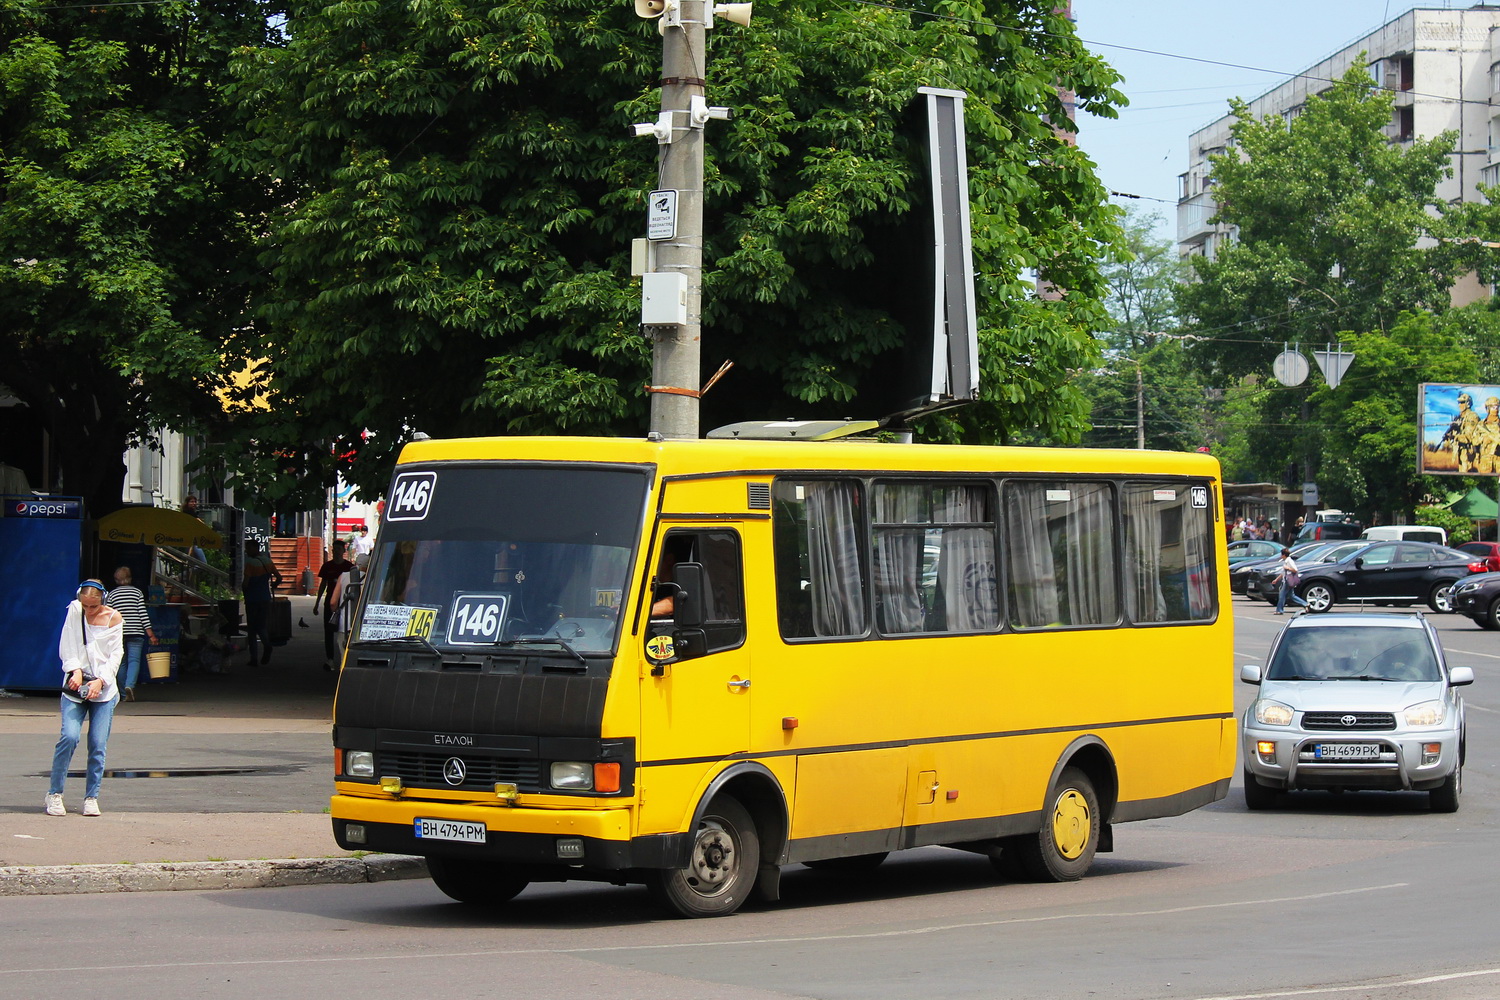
[1273, 547, 1308, 614]
[46, 580, 123, 817]
[107, 566, 156, 702]
[313, 540, 356, 672]
[242, 538, 281, 666]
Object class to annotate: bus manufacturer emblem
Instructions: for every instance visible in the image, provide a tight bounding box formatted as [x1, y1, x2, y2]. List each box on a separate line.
[443, 757, 467, 785]
[645, 635, 675, 661]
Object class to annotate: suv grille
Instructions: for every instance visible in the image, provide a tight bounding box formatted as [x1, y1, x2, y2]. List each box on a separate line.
[384, 751, 543, 791]
[1302, 712, 1397, 731]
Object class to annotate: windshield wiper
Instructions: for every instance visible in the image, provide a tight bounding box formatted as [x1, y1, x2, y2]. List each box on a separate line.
[503, 636, 588, 666]
[355, 633, 442, 658]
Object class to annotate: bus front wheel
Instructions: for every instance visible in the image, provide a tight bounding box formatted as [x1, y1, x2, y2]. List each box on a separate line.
[426, 857, 528, 905]
[649, 795, 759, 918]
[1008, 767, 1100, 883]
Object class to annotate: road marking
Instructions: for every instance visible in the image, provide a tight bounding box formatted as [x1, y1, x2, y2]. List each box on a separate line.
[2, 884, 1408, 976]
[1186, 966, 1500, 999]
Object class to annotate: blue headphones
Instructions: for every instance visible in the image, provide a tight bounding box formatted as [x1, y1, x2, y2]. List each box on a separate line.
[76, 580, 106, 596]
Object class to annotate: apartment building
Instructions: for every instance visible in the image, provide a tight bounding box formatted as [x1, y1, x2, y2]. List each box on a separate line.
[1179, 4, 1500, 282]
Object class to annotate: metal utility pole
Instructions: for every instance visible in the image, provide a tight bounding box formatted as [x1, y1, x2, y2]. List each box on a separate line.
[632, 1, 743, 440]
[651, 1, 705, 440]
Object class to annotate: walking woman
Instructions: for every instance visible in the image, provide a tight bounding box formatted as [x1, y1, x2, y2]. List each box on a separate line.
[45, 580, 123, 817]
[107, 566, 156, 702]
[1273, 547, 1308, 615]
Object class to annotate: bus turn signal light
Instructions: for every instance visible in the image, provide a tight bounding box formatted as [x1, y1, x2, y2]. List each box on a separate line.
[594, 762, 621, 794]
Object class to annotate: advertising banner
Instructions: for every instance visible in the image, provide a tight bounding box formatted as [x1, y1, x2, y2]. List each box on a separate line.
[1419, 383, 1500, 475]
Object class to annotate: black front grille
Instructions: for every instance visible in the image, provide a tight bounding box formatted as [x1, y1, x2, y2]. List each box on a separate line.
[385, 751, 543, 791]
[1302, 712, 1397, 731]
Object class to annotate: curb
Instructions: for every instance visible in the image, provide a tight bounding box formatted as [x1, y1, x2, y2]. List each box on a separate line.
[0, 853, 427, 896]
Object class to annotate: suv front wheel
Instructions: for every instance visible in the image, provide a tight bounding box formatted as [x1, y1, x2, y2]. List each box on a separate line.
[1300, 581, 1335, 613]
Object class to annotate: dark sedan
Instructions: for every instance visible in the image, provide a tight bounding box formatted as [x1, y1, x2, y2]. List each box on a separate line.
[1450, 571, 1500, 628]
[1243, 540, 1366, 603]
[1295, 541, 1488, 614]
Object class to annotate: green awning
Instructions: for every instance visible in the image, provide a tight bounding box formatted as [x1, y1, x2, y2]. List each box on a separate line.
[1447, 486, 1499, 520]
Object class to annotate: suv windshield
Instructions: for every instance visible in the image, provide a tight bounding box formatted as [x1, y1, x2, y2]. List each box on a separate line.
[355, 464, 650, 654]
[1266, 625, 1440, 682]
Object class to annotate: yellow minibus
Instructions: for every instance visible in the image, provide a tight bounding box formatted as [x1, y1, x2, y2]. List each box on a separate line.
[330, 435, 1235, 917]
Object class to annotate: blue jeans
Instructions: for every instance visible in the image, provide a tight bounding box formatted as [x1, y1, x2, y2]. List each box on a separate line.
[121, 637, 145, 691]
[1277, 579, 1307, 613]
[50, 693, 119, 799]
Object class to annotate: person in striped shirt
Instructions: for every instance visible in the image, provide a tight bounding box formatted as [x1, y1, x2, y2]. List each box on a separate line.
[108, 567, 156, 701]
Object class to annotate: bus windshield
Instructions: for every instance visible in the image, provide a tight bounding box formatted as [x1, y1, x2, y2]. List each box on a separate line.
[356, 464, 650, 654]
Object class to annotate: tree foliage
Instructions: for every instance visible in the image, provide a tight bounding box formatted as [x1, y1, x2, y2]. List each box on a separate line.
[223, 0, 1126, 502]
[1178, 62, 1460, 384]
[0, 0, 282, 516]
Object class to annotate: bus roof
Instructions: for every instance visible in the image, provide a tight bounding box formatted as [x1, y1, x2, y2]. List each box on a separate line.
[396, 436, 1221, 480]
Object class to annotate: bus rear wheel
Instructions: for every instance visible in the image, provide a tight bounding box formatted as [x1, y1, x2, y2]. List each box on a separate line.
[426, 857, 528, 905]
[1008, 766, 1100, 882]
[649, 795, 759, 918]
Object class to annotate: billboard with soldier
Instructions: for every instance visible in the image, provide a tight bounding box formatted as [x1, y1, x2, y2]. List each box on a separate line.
[1419, 383, 1500, 475]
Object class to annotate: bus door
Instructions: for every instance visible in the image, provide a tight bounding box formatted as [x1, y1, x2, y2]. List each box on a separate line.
[638, 526, 751, 780]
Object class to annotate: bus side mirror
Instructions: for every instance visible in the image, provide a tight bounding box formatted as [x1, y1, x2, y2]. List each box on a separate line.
[673, 562, 706, 628]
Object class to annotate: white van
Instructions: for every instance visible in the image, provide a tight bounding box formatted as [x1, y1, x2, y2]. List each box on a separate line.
[1361, 525, 1448, 546]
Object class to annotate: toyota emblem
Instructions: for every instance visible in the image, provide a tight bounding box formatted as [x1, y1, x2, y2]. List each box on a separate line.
[443, 757, 467, 785]
[1340, 714, 1358, 727]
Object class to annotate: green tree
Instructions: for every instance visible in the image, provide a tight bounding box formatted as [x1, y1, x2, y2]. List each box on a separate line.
[0, 0, 280, 517]
[1178, 62, 1460, 385]
[1310, 311, 1481, 518]
[1098, 207, 1187, 351]
[224, 0, 1125, 503]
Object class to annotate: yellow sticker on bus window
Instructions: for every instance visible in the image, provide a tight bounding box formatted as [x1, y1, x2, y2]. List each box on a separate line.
[407, 607, 437, 638]
[645, 635, 675, 661]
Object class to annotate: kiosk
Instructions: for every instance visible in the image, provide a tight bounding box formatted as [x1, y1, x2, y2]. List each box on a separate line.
[0, 496, 85, 691]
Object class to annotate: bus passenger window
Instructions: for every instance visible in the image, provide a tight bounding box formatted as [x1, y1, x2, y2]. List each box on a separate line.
[1122, 482, 1216, 623]
[872, 481, 998, 635]
[772, 480, 867, 639]
[1005, 481, 1119, 629]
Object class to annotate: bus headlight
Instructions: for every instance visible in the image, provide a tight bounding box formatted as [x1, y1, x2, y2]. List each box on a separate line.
[345, 750, 375, 777]
[551, 761, 594, 790]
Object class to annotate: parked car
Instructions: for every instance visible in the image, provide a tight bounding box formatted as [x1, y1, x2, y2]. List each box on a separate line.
[1450, 570, 1500, 628]
[1457, 540, 1500, 573]
[1294, 518, 1364, 543]
[1243, 540, 1366, 603]
[1294, 541, 1487, 614]
[1240, 612, 1471, 811]
[1228, 538, 1282, 567]
[1362, 525, 1447, 546]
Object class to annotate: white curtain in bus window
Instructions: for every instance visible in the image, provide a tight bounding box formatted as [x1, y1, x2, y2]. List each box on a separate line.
[772, 480, 867, 638]
[1122, 484, 1214, 622]
[872, 482, 997, 634]
[1005, 481, 1118, 628]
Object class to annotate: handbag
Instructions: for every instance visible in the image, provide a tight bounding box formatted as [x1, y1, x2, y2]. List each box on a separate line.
[61, 610, 93, 703]
[1286, 570, 1301, 588]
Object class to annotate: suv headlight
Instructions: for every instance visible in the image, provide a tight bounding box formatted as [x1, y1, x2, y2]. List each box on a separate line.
[1454, 579, 1483, 595]
[1253, 700, 1294, 727]
[1403, 700, 1447, 727]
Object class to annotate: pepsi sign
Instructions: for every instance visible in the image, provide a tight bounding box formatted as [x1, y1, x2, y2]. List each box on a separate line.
[6, 496, 82, 519]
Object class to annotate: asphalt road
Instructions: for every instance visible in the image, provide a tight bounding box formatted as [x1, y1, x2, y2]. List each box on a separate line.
[3, 600, 1497, 1000]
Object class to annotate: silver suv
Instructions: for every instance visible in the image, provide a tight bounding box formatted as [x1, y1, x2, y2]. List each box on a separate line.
[1240, 612, 1472, 812]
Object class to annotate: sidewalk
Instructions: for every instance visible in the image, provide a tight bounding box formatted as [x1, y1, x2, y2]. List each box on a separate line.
[0, 594, 425, 895]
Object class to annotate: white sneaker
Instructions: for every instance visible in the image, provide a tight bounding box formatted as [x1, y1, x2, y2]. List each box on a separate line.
[82, 797, 101, 817]
[45, 793, 65, 816]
